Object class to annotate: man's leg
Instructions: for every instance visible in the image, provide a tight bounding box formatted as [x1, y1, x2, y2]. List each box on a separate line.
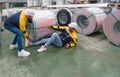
[4, 25, 23, 51]
[45, 33, 62, 47]
[4, 25, 30, 56]
[37, 33, 62, 52]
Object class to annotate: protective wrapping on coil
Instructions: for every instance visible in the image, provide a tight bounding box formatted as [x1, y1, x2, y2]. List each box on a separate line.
[72, 7, 107, 35]
[27, 10, 56, 41]
[103, 10, 120, 47]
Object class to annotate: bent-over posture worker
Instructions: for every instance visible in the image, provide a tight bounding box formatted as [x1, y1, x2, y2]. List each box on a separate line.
[4, 9, 34, 57]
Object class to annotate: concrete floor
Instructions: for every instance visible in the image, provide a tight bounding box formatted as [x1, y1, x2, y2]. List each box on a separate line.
[1, 29, 120, 77]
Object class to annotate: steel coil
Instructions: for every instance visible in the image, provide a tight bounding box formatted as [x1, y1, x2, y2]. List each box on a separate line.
[103, 10, 120, 46]
[72, 7, 107, 35]
[57, 8, 78, 26]
[27, 10, 56, 41]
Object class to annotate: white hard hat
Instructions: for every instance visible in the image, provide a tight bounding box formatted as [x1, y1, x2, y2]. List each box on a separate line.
[26, 9, 34, 17]
[68, 22, 78, 31]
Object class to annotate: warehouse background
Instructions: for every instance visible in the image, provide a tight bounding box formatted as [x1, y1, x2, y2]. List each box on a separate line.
[0, 0, 120, 10]
[0, 0, 120, 77]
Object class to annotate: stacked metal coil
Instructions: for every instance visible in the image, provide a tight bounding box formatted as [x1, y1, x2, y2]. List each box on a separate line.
[28, 10, 56, 41]
[57, 8, 78, 26]
[72, 7, 107, 35]
[103, 10, 120, 47]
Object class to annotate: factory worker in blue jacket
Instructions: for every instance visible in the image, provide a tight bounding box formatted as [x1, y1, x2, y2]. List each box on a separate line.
[4, 9, 34, 57]
[25, 22, 78, 52]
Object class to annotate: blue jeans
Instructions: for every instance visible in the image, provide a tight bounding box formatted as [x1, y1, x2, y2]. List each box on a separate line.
[4, 25, 23, 51]
[31, 33, 62, 47]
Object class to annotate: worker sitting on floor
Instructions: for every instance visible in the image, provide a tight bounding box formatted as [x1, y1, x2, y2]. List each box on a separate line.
[4, 9, 34, 57]
[25, 22, 78, 52]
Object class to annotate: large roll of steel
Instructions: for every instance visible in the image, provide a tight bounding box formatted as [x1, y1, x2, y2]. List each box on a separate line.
[33, 10, 56, 28]
[57, 8, 78, 26]
[72, 7, 107, 35]
[28, 10, 56, 41]
[103, 10, 120, 47]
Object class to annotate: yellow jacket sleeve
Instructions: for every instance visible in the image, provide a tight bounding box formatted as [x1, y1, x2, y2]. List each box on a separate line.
[70, 42, 76, 47]
[52, 25, 68, 30]
[19, 10, 28, 38]
[69, 31, 78, 47]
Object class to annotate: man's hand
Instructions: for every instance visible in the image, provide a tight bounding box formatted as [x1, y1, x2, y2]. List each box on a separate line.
[65, 43, 70, 48]
[27, 36, 32, 42]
